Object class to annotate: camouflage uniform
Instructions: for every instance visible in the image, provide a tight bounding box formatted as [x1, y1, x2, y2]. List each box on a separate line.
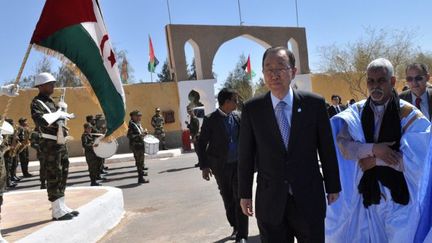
[151, 109, 166, 150]
[31, 93, 70, 202]
[30, 130, 46, 187]
[127, 114, 148, 183]
[17, 123, 32, 177]
[95, 115, 107, 173]
[81, 129, 99, 185]
[3, 130, 19, 183]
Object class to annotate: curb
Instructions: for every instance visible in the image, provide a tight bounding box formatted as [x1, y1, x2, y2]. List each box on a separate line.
[21, 148, 182, 173]
[15, 186, 124, 243]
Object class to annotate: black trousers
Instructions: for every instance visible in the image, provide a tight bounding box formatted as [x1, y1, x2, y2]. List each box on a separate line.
[257, 194, 324, 243]
[214, 163, 248, 240]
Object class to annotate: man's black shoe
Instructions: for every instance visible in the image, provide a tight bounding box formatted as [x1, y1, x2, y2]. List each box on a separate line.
[70, 210, 80, 216]
[104, 166, 109, 170]
[144, 167, 149, 170]
[11, 176, 21, 182]
[40, 183, 47, 189]
[91, 181, 101, 186]
[138, 177, 150, 184]
[23, 173, 33, 178]
[52, 213, 74, 221]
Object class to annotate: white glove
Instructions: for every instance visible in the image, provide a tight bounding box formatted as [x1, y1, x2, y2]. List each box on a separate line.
[0, 84, 19, 97]
[42, 110, 76, 125]
[59, 111, 75, 120]
[57, 101, 68, 110]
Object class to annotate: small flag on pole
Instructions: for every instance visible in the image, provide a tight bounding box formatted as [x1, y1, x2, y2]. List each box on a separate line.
[242, 55, 255, 80]
[148, 36, 159, 73]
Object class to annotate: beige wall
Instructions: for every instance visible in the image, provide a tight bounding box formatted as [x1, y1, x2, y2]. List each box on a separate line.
[311, 73, 406, 104]
[0, 82, 182, 158]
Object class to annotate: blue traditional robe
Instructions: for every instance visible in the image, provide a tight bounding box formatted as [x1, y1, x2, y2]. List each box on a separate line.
[325, 99, 431, 243]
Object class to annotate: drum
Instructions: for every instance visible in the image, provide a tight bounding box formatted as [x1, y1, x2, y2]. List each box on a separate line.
[93, 135, 118, 158]
[0, 121, 14, 135]
[144, 135, 159, 155]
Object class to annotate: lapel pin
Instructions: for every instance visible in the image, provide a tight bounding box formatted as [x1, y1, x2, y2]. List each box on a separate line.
[298, 108, 302, 112]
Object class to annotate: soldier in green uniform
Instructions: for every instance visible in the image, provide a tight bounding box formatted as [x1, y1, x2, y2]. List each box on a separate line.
[127, 110, 149, 184]
[3, 118, 20, 184]
[17, 117, 33, 177]
[30, 129, 46, 189]
[81, 123, 100, 186]
[186, 108, 200, 167]
[30, 72, 78, 220]
[151, 107, 166, 150]
[92, 114, 108, 175]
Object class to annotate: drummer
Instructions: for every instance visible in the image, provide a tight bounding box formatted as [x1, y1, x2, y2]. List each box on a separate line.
[81, 123, 100, 186]
[127, 110, 149, 184]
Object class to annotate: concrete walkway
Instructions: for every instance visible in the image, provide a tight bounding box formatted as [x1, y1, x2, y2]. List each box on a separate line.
[5, 148, 183, 242]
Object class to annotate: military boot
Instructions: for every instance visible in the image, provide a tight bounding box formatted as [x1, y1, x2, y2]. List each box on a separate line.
[40, 181, 46, 189]
[90, 179, 101, 186]
[138, 174, 149, 184]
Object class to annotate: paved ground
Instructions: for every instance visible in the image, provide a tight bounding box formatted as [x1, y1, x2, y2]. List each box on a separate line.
[10, 152, 261, 243]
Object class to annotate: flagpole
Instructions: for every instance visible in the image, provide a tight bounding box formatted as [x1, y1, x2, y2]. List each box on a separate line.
[151, 72, 153, 82]
[294, 0, 299, 27]
[1, 44, 33, 123]
[237, 0, 244, 26]
[166, 0, 172, 24]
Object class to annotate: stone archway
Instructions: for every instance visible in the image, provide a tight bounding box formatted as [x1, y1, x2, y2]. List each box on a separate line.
[165, 24, 310, 82]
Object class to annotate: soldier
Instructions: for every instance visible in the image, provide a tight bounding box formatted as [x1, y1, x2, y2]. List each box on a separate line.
[30, 72, 78, 220]
[81, 123, 100, 186]
[3, 118, 20, 185]
[186, 108, 200, 167]
[1, 119, 17, 189]
[17, 117, 33, 177]
[95, 114, 108, 173]
[151, 107, 166, 150]
[127, 110, 149, 184]
[30, 129, 46, 189]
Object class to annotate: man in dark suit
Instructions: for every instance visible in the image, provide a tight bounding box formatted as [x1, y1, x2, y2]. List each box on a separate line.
[327, 94, 345, 118]
[197, 88, 248, 242]
[399, 63, 432, 121]
[238, 47, 341, 243]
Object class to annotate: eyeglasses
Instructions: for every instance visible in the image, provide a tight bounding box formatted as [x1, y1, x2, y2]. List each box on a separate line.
[263, 67, 291, 75]
[406, 75, 425, 82]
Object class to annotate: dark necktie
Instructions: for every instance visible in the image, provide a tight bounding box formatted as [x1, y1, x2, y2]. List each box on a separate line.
[415, 97, 422, 110]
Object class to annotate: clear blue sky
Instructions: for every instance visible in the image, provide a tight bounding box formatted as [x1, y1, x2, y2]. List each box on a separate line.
[1, 0, 432, 91]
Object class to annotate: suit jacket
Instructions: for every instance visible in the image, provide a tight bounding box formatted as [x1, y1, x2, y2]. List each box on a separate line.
[238, 91, 341, 225]
[399, 89, 432, 120]
[197, 110, 240, 176]
[327, 105, 345, 118]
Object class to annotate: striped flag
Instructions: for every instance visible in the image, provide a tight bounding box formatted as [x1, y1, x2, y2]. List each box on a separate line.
[148, 36, 159, 73]
[30, 0, 126, 138]
[242, 55, 255, 80]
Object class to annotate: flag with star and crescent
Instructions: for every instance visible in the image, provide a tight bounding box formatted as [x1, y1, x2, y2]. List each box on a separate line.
[30, 0, 126, 138]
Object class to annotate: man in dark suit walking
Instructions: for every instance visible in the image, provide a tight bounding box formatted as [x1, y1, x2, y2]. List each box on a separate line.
[327, 94, 345, 118]
[238, 47, 341, 243]
[197, 88, 248, 242]
[399, 63, 432, 121]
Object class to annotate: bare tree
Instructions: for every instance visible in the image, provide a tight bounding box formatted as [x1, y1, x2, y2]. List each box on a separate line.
[318, 28, 417, 100]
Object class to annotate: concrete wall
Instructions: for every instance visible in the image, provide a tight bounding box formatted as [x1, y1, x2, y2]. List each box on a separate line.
[311, 73, 406, 104]
[0, 82, 182, 159]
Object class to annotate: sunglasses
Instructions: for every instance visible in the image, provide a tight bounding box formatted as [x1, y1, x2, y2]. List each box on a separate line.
[406, 75, 425, 82]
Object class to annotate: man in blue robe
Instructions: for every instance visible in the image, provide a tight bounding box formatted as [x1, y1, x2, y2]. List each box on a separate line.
[325, 58, 432, 242]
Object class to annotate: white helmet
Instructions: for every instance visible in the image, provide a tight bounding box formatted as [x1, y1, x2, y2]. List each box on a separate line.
[34, 72, 56, 87]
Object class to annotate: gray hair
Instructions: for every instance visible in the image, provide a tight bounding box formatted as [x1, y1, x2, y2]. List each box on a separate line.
[366, 58, 394, 79]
